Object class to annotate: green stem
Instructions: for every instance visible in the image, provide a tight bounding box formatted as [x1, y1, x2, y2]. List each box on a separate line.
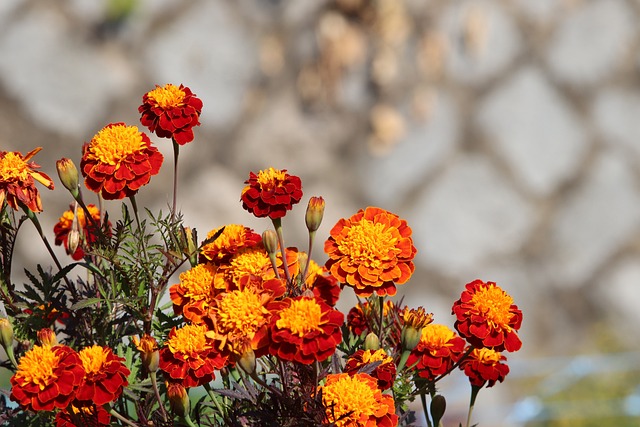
[183, 413, 198, 427]
[150, 371, 169, 421]
[108, 407, 138, 427]
[129, 195, 154, 334]
[302, 230, 315, 282]
[420, 391, 433, 427]
[396, 349, 411, 372]
[378, 296, 384, 342]
[171, 139, 180, 219]
[271, 218, 291, 284]
[204, 382, 226, 416]
[465, 385, 481, 427]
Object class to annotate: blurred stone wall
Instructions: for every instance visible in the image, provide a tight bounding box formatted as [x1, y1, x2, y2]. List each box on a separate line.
[2, 0, 640, 424]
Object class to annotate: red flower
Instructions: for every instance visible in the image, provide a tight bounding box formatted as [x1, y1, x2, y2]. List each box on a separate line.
[76, 345, 130, 406]
[406, 324, 466, 381]
[0, 147, 54, 212]
[55, 403, 111, 427]
[139, 83, 203, 145]
[199, 224, 262, 265]
[241, 168, 303, 219]
[170, 263, 220, 324]
[310, 273, 341, 307]
[269, 296, 343, 364]
[460, 347, 509, 388]
[345, 349, 397, 390]
[452, 280, 522, 352]
[53, 204, 109, 260]
[324, 207, 416, 297]
[10, 345, 84, 412]
[159, 324, 228, 388]
[81, 123, 163, 200]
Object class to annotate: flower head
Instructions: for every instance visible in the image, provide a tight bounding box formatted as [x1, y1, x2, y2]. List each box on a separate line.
[76, 345, 130, 406]
[345, 349, 397, 390]
[159, 324, 227, 388]
[10, 345, 84, 412]
[199, 224, 262, 265]
[452, 280, 522, 352]
[139, 83, 203, 145]
[460, 347, 509, 388]
[325, 207, 416, 297]
[241, 168, 303, 219]
[166, 381, 190, 417]
[133, 334, 159, 373]
[305, 196, 325, 232]
[170, 263, 220, 324]
[401, 307, 433, 351]
[406, 324, 466, 381]
[54, 204, 108, 260]
[320, 373, 398, 427]
[0, 148, 54, 212]
[269, 296, 343, 364]
[55, 402, 111, 427]
[56, 158, 79, 198]
[81, 122, 163, 200]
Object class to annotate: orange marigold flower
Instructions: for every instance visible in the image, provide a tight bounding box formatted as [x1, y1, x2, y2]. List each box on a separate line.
[159, 324, 227, 388]
[199, 224, 262, 265]
[401, 307, 434, 351]
[345, 349, 397, 390]
[346, 300, 396, 337]
[310, 273, 341, 307]
[0, 147, 54, 212]
[324, 207, 416, 297]
[320, 373, 398, 427]
[207, 276, 285, 359]
[170, 263, 220, 324]
[53, 204, 109, 260]
[139, 83, 203, 145]
[406, 324, 466, 381]
[55, 402, 111, 427]
[10, 345, 84, 412]
[460, 347, 509, 388]
[81, 122, 163, 200]
[241, 168, 303, 219]
[133, 334, 159, 373]
[269, 296, 343, 364]
[452, 280, 523, 352]
[214, 245, 298, 288]
[76, 345, 130, 406]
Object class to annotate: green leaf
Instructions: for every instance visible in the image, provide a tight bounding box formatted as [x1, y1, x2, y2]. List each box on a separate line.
[70, 297, 104, 310]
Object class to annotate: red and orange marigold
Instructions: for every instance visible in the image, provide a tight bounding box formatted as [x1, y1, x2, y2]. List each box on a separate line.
[452, 279, 523, 352]
[320, 373, 398, 427]
[324, 207, 416, 297]
[81, 122, 163, 200]
[345, 349, 397, 390]
[55, 402, 111, 427]
[406, 324, 466, 381]
[199, 224, 262, 265]
[0, 147, 54, 213]
[460, 347, 509, 388]
[75, 345, 130, 406]
[10, 345, 84, 412]
[269, 296, 343, 364]
[139, 83, 203, 145]
[159, 324, 227, 388]
[170, 263, 220, 324]
[53, 204, 109, 260]
[241, 168, 303, 219]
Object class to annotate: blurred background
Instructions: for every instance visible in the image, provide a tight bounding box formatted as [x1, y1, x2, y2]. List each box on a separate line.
[2, 0, 640, 425]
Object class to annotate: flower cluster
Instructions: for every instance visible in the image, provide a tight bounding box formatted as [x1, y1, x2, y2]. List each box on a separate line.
[0, 83, 523, 427]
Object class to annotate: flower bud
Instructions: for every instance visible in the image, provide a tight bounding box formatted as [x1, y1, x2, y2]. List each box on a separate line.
[0, 317, 14, 350]
[305, 196, 325, 232]
[401, 307, 432, 351]
[166, 382, 190, 417]
[401, 326, 422, 352]
[67, 228, 82, 257]
[37, 328, 58, 347]
[56, 158, 79, 198]
[364, 332, 380, 351]
[133, 334, 160, 373]
[237, 348, 256, 375]
[430, 394, 447, 425]
[262, 230, 278, 255]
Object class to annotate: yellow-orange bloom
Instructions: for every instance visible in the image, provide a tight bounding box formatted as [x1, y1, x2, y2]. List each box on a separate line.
[320, 373, 398, 427]
[199, 224, 262, 264]
[170, 263, 220, 324]
[325, 207, 416, 297]
[76, 345, 129, 406]
[53, 203, 108, 260]
[0, 148, 54, 212]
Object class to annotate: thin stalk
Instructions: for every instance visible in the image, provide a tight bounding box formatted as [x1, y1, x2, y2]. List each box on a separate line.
[129, 195, 155, 334]
[420, 391, 433, 427]
[204, 382, 226, 416]
[183, 413, 198, 427]
[465, 385, 481, 427]
[302, 230, 315, 281]
[150, 371, 168, 421]
[271, 218, 291, 284]
[171, 139, 179, 219]
[108, 407, 138, 427]
[378, 296, 384, 341]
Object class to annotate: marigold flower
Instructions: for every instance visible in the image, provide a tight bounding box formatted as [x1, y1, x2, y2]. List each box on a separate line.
[55, 402, 111, 427]
[166, 381, 190, 417]
[401, 307, 433, 351]
[0, 317, 13, 350]
[37, 328, 58, 347]
[305, 196, 325, 232]
[346, 300, 396, 337]
[139, 83, 203, 145]
[54, 204, 108, 260]
[460, 347, 509, 388]
[241, 168, 303, 219]
[214, 245, 298, 288]
[310, 274, 341, 307]
[199, 224, 262, 264]
[269, 296, 343, 364]
[345, 349, 397, 390]
[75, 345, 130, 406]
[320, 373, 398, 427]
[56, 158, 79, 198]
[324, 207, 416, 297]
[0, 147, 54, 212]
[133, 334, 160, 373]
[406, 324, 466, 381]
[159, 324, 227, 388]
[452, 279, 523, 352]
[81, 122, 163, 200]
[10, 345, 84, 412]
[170, 263, 220, 324]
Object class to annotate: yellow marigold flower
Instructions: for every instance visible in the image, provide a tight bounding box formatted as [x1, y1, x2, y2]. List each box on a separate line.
[199, 224, 262, 264]
[0, 148, 54, 212]
[170, 263, 219, 324]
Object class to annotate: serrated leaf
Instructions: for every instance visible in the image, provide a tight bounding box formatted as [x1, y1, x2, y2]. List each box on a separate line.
[70, 298, 104, 310]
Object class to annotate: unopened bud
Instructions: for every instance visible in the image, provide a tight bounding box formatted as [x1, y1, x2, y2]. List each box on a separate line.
[67, 228, 82, 257]
[305, 196, 325, 232]
[56, 158, 79, 199]
[133, 334, 160, 373]
[0, 317, 14, 350]
[262, 230, 278, 255]
[37, 328, 58, 347]
[430, 394, 447, 425]
[237, 348, 256, 375]
[401, 326, 422, 352]
[364, 332, 380, 351]
[166, 382, 190, 417]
